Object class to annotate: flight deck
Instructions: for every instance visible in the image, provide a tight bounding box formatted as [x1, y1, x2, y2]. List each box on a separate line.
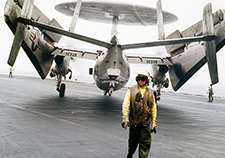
[0, 75, 225, 158]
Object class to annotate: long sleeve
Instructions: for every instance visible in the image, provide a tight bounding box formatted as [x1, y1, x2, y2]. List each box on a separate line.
[122, 89, 131, 116]
[150, 96, 157, 120]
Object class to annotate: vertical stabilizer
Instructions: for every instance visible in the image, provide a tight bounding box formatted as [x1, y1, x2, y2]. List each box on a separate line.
[7, 0, 34, 66]
[69, 0, 82, 32]
[157, 0, 165, 40]
[111, 16, 119, 39]
[203, 3, 218, 84]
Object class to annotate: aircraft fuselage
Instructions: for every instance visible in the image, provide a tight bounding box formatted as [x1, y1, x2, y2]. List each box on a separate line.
[94, 43, 130, 93]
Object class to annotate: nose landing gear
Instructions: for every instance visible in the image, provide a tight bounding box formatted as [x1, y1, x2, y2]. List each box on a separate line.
[104, 87, 113, 96]
[103, 79, 117, 96]
[108, 87, 113, 96]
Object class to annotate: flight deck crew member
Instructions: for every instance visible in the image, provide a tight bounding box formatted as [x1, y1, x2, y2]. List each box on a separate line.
[207, 84, 214, 102]
[121, 70, 157, 158]
[9, 67, 14, 78]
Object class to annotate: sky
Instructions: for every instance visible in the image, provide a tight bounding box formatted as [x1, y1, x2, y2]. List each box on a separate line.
[0, 0, 225, 96]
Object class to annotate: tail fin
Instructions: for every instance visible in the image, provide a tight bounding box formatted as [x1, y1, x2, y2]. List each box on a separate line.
[69, 0, 82, 32]
[7, 0, 34, 66]
[156, 0, 165, 40]
[203, 3, 218, 84]
[5, 0, 64, 79]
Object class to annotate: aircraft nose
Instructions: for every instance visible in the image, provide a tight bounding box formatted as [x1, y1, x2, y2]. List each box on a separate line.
[107, 68, 121, 79]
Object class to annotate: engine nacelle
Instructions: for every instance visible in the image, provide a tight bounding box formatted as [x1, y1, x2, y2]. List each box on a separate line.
[54, 56, 64, 65]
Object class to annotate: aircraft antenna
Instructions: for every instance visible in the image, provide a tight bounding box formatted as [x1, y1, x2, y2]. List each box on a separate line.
[111, 16, 119, 39]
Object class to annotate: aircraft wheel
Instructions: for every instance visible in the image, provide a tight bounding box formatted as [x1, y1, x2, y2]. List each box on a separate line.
[59, 83, 66, 97]
[108, 87, 113, 96]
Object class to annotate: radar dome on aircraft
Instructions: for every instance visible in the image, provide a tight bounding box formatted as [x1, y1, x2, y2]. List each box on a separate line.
[54, 0, 178, 26]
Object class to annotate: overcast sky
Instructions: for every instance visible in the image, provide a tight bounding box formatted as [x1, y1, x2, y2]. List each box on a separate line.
[0, 0, 225, 95]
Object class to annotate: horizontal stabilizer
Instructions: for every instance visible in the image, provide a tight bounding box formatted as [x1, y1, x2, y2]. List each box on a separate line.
[203, 3, 218, 84]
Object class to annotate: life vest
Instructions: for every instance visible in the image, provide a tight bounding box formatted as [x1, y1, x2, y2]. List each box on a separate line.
[129, 84, 155, 126]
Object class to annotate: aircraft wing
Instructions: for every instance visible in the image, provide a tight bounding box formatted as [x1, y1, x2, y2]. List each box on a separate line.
[18, 17, 217, 51]
[126, 55, 172, 66]
[18, 17, 112, 49]
[4, 0, 63, 79]
[120, 35, 216, 50]
[52, 47, 101, 60]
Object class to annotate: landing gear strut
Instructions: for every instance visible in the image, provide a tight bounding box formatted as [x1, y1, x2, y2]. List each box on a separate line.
[154, 91, 161, 104]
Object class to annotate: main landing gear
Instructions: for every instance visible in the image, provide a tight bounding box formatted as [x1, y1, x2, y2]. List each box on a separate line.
[154, 91, 161, 104]
[54, 73, 66, 97]
[57, 83, 66, 97]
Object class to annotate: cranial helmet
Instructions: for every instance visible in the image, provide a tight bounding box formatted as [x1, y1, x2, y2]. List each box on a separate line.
[135, 70, 151, 84]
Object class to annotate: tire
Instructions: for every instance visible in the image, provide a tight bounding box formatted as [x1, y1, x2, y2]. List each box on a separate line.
[59, 83, 66, 97]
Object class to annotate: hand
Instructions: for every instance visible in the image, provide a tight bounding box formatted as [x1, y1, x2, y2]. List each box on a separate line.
[121, 115, 130, 129]
[151, 120, 157, 134]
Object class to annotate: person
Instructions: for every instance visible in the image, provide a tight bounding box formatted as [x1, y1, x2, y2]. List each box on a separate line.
[121, 70, 157, 158]
[9, 67, 14, 78]
[207, 84, 214, 102]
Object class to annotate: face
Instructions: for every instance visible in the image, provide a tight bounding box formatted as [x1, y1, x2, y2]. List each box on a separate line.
[137, 75, 148, 87]
[138, 80, 147, 86]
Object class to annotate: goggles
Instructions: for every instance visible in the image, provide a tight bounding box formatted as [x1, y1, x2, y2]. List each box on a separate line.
[136, 76, 148, 82]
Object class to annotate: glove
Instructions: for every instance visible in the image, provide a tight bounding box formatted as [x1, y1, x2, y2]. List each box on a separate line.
[121, 115, 130, 129]
[151, 120, 157, 134]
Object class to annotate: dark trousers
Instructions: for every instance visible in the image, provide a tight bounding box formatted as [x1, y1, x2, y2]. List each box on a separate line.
[127, 125, 151, 158]
[9, 72, 13, 78]
[208, 94, 213, 102]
